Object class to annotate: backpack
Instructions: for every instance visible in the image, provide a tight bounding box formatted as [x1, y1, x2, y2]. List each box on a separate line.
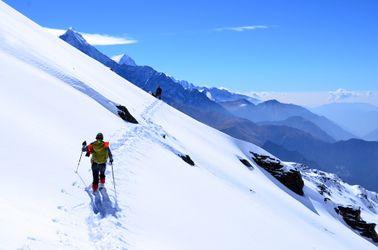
[88, 140, 109, 164]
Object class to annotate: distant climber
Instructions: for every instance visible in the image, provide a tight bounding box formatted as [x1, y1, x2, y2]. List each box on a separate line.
[153, 85, 162, 100]
[82, 133, 113, 192]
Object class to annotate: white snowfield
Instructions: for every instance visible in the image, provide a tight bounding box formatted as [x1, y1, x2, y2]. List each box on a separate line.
[0, 1, 376, 249]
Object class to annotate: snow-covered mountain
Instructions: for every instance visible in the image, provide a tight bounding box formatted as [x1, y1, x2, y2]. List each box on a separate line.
[111, 53, 137, 66]
[109, 51, 260, 104]
[221, 99, 356, 141]
[170, 80, 261, 104]
[58, 29, 232, 127]
[59, 28, 116, 67]
[1, 2, 377, 249]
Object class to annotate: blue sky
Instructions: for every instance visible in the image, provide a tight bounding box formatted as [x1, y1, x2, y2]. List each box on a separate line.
[5, 0, 378, 94]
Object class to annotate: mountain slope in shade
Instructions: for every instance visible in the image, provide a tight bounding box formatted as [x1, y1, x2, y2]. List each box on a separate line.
[313, 102, 378, 138]
[258, 116, 336, 143]
[1, 1, 377, 248]
[221, 99, 356, 141]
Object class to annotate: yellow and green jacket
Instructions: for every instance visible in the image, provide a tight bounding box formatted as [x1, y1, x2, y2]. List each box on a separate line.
[86, 140, 112, 164]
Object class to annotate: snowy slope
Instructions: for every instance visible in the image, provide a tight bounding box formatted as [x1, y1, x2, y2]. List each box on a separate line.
[0, 1, 377, 249]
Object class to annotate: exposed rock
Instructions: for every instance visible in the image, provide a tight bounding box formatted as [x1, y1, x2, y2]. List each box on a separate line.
[180, 154, 195, 166]
[116, 105, 138, 124]
[251, 152, 304, 196]
[335, 206, 378, 242]
[318, 184, 331, 196]
[239, 158, 253, 169]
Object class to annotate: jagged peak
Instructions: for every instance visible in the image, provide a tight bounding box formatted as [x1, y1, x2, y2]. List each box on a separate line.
[60, 28, 88, 46]
[111, 53, 137, 66]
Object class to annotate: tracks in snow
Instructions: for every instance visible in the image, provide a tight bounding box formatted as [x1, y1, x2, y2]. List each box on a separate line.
[83, 99, 193, 247]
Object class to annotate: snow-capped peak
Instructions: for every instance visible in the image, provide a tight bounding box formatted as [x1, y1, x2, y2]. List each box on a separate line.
[111, 53, 137, 66]
[167, 76, 196, 90]
[60, 28, 89, 47]
[197, 86, 260, 104]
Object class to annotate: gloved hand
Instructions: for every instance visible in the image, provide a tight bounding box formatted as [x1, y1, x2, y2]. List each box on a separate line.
[110, 158, 114, 165]
[81, 141, 87, 152]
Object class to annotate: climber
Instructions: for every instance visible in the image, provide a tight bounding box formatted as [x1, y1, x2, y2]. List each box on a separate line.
[154, 85, 162, 100]
[82, 133, 113, 192]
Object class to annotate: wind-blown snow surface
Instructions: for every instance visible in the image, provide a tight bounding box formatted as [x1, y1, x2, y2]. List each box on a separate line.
[0, 2, 376, 249]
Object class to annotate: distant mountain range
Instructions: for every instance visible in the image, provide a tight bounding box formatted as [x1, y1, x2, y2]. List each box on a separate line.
[164, 76, 260, 104]
[197, 87, 260, 104]
[59, 29, 378, 191]
[220, 99, 355, 141]
[312, 102, 378, 139]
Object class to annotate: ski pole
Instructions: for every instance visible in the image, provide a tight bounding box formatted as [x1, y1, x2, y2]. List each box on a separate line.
[111, 162, 118, 202]
[75, 151, 83, 173]
[74, 150, 87, 187]
[75, 141, 87, 173]
[75, 170, 88, 187]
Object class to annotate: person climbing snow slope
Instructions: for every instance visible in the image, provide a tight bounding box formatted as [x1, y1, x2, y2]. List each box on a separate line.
[154, 85, 162, 100]
[82, 133, 113, 192]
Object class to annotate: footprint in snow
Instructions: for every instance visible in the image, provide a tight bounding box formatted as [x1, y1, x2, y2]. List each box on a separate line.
[60, 189, 71, 195]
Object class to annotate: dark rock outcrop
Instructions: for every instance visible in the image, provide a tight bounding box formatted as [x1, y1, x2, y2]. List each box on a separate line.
[335, 206, 378, 242]
[318, 184, 331, 196]
[251, 152, 304, 196]
[180, 154, 195, 166]
[116, 105, 138, 124]
[239, 158, 253, 169]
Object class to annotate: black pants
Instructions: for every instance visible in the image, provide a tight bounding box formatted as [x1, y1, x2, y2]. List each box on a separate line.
[92, 162, 106, 185]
